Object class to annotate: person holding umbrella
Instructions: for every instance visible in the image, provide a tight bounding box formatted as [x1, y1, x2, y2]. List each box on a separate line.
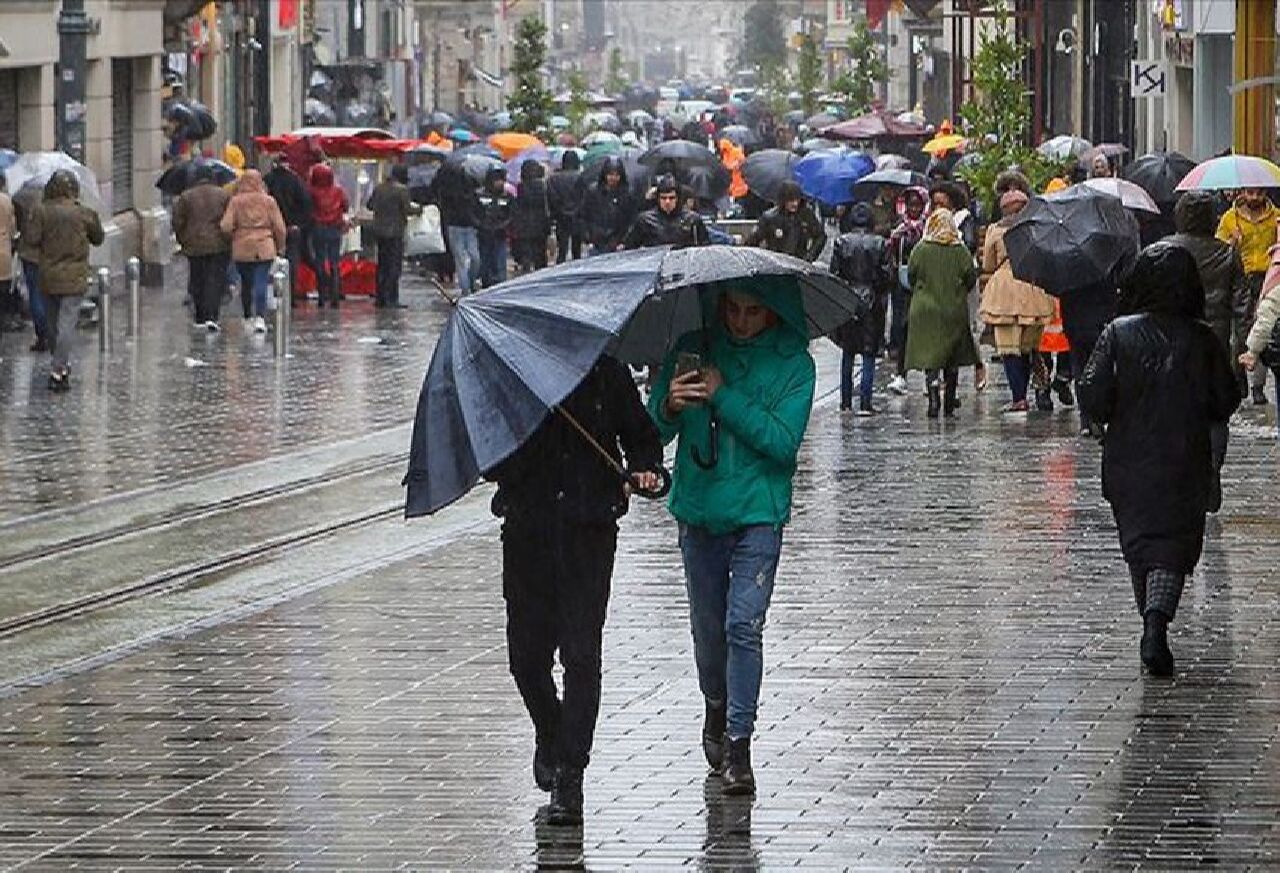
[648, 279, 817, 796]
[1078, 243, 1239, 676]
[743, 181, 825, 262]
[1216, 188, 1278, 404]
[905, 209, 979, 418]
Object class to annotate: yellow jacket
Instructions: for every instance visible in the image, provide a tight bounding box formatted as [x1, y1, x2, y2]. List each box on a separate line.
[1217, 201, 1278, 274]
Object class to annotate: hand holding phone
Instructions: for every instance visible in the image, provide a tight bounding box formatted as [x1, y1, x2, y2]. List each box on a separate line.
[665, 352, 709, 417]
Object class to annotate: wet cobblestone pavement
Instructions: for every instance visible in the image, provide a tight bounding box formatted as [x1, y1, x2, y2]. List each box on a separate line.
[4, 278, 1280, 868]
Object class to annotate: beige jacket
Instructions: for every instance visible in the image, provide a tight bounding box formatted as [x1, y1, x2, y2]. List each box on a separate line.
[219, 170, 286, 263]
[0, 193, 14, 281]
[979, 221, 1055, 326]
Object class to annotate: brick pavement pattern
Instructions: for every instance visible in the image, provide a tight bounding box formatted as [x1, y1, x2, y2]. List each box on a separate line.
[3, 386, 1280, 868]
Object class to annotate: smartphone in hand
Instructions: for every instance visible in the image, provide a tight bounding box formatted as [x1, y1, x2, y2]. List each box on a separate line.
[675, 351, 703, 379]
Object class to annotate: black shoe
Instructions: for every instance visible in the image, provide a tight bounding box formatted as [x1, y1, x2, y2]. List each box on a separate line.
[548, 767, 584, 825]
[47, 370, 69, 392]
[1208, 472, 1223, 514]
[722, 737, 756, 796]
[943, 384, 960, 417]
[1053, 378, 1075, 407]
[857, 398, 877, 416]
[1252, 386, 1268, 406]
[926, 384, 941, 419]
[1034, 389, 1054, 412]
[534, 741, 557, 792]
[702, 700, 726, 771]
[30, 337, 49, 353]
[1140, 611, 1174, 676]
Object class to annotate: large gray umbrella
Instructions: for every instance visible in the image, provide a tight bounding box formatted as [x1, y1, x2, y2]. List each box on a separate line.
[404, 246, 860, 517]
[1003, 188, 1141, 294]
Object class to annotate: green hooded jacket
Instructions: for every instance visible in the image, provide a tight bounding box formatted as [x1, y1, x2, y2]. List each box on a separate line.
[648, 277, 816, 535]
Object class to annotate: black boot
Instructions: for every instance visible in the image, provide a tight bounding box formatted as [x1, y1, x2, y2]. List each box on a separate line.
[722, 737, 756, 796]
[702, 699, 726, 771]
[1053, 377, 1075, 407]
[548, 767, 584, 825]
[926, 383, 941, 419]
[943, 375, 960, 417]
[1034, 388, 1054, 412]
[533, 737, 557, 792]
[1140, 611, 1174, 676]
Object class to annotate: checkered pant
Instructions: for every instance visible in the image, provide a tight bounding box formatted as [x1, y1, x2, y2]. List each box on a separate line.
[1129, 567, 1185, 619]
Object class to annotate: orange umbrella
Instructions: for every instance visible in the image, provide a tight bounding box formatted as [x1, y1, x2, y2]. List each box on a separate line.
[425, 130, 454, 151]
[489, 132, 543, 160]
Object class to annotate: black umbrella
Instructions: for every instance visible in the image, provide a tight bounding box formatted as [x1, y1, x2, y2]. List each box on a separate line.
[1003, 188, 1141, 295]
[639, 140, 718, 169]
[741, 149, 798, 202]
[1121, 152, 1197, 210]
[404, 246, 862, 517]
[719, 125, 760, 148]
[682, 163, 731, 201]
[155, 158, 236, 196]
[851, 168, 928, 200]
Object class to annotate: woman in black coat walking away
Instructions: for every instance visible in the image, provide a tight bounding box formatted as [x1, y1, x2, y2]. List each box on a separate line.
[1077, 243, 1240, 676]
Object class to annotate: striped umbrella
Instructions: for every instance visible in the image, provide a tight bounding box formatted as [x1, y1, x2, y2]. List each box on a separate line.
[1176, 155, 1280, 191]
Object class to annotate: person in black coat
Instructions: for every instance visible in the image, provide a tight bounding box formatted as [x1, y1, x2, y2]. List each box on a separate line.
[743, 181, 825, 261]
[830, 202, 892, 414]
[1061, 279, 1120, 437]
[623, 174, 708, 249]
[547, 150, 586, 262]
[581, 157, 639, 255]
[512, 160, 551, 273]
[476, 167, 512, 287]
[1077, 243, 1240, 677]
[488, 356, 664, 825]
[263, 155, 313, 294]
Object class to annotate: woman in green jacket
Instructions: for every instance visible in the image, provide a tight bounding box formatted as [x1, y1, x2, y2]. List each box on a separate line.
[905, 208, 979, 417]
[648, 278, 816, 797]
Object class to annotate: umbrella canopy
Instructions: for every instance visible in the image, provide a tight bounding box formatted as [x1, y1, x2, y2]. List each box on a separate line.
[798, 137, 841, 154]
[805, 112, 839, 129]
[851, 168, 929, 201]
[4, 151, 108, 216]
[446, 149, 505, 182]
[1003, 187, 1140, 294]
[155, 158, 238, 196]
[793, 149, 876, 206]
[448, 128, 478, 143]
[1080, 177, 1161, 214]
[741, 149, 799, 202]
[719, 125, 760, 148]
[489, 131, 543, 160]
[1176, 154, 1280, 191]
[1121, 152, 1196, 208]
[875, 153, 913, 170]
[1037, 135, 1093, 160]
[1081, 143, 1129, 163]
[682, 163, 732, 201]
[627, 109, 655, 125]
[427, 110, 455, 129]
[583, 111, 622, 133]
[550, 116, 572, 131]
[403, 245, 863, 517]
[639, 139, 718, 169]
[582, 130, 621, 148]
[921, 133, 966, 156]
[821, 111, 930, 141]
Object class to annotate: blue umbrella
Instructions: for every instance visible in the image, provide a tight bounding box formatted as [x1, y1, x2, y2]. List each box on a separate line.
[793, 150, 875, 206]
[449, 127, 478, 143]
[404, 246, 860, 517]
[0, 149, 17, 172]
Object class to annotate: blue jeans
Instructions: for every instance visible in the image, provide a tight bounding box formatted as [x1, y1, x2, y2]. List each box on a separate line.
[840, 350, 876, 408]
[312, 225, 343, 302]
[446, 225, 480, 294]
[679, 523, 783, 739]
[235, 261, 271, 318]
[479, 234, 508, 288]
[21, 258, 47, 341]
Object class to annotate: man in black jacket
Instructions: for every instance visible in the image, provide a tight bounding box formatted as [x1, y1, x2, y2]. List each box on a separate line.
[365, 164, 421, 307]
[623, 174, 708, 249]
[581, 157, 638, 255]
[263, 155, 313, 296]
[490, 356, 664, 826]
[547, 150, 586, 262]
[744, 181, 825, 261]
[830, 203, 892, 414]
[429, 162, 481, 294]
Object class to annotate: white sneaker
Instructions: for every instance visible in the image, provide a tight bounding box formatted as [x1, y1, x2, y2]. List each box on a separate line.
[887, 375, 908, 396]
[253, 316, 267, 334]
[205, 320, 220, 332]
[192, 321, 206, 331]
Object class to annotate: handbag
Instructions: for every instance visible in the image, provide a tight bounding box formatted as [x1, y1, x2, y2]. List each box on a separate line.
[340, 223, 363, 256]
[405, 205, 446, 256]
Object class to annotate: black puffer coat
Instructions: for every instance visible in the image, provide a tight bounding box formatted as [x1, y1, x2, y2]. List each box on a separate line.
[744, 205, 825, 261]
[581, 159, 639, 252]
[1078, 243, 1240, 574]
[830, 226, 892, 355]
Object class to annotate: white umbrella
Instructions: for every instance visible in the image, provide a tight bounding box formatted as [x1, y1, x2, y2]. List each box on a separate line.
[1038, 135, 1093, 161]
[582, 130, 621, 148]
[1080, 178, 1161, 214]
[4, 151, 108, 216]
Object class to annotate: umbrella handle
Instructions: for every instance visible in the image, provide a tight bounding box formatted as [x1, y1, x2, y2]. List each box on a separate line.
[690, 415, 720, 470]
[628, 466, 672, 501]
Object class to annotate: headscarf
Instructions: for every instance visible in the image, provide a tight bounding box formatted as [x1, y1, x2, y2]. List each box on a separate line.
[923, 208, 962, 246]
[223, 143, 246, 175]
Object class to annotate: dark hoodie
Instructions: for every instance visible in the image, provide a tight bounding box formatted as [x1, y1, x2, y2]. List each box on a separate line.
[830, 202, 892, 355]
[1078, 242, 1240, 574]
[582, 157, 639, 251]
[476, 168, 512, 238]
[308, 164, 348, 228]
[547, 150, 585, 230]
[1169, 190, 1248, 357]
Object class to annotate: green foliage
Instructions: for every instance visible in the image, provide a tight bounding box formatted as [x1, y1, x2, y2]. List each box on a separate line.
[955, 1, 1063, 216]
[606, 47, 627, 95]
[758, 63, 792, 121]
[736, 0, 787, 73]
[795, 34, 824, 117]
[509, 16, 553, 133]
[830, 21, 889, 116]
[566, 70, 592, 137]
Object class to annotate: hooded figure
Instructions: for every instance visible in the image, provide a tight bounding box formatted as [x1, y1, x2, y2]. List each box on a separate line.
[511, 160, 551, 271]
[476, 166, 512, 287]
[1077, 242, 1240, 676]
[366, 164, 421, 307]
[744, 180, 825, 262]
[647, 277, 816, 797]
[306, 164, 348, 307]
[1170, 191, 1248, 362]
[221, 169, 287, 325]
[581, 156, 638, 254]
[623, 173, 708, 249]
[23, 169, 105, 389]
[830, 202, 892, 413]
[547, 150, 586, 262]
[173, 162, 232, 327]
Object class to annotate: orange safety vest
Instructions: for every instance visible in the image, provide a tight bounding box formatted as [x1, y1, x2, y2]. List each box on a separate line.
[1038, 299, 1070, 353]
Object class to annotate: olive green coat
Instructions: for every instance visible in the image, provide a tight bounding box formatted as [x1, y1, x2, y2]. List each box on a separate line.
[24, 174, 105, 297]
[904, 240, 979, 370]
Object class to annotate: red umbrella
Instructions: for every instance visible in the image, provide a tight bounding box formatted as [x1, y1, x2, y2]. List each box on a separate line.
[821, 111, 930, 141]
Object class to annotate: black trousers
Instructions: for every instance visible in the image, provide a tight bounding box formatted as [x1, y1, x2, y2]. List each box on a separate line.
[502, 519, 617, 772]
[1068, 336, 1098, 428]
[188, 252, 228, 324]
[375, 235, 405, 305]
[555, 220, 583, 263]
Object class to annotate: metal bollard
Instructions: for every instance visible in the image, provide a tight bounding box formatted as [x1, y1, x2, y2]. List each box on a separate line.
[271, 268, 289, 357]
[125, 257, 141, 338]
[96, 267, 111, 352]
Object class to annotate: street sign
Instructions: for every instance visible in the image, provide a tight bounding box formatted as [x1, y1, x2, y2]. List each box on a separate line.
[1131, 60, 1167, 97]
